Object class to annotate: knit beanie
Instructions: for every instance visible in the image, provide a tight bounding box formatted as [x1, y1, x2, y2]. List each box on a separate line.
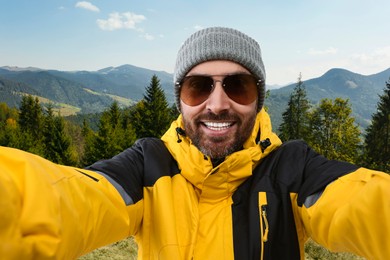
[174, 26, 266, 111]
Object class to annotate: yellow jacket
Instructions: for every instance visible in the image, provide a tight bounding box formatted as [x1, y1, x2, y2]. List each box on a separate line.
[0, 110, 389, 259]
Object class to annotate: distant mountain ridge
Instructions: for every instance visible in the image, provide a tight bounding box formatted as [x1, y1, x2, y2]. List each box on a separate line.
[266, 67, 390, 130]
[0, 64, 174, 114]
[0, 65, 389, 130]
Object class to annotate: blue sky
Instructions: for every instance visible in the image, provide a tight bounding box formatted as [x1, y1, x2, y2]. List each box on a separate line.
[1, 0, 389, 86]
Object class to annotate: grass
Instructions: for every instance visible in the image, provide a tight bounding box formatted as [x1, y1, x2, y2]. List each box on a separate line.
[83, 88, 135, 107]
[304, 239, 365, 260]
[78, 237, 138, 260]
[79, 237, 365, 260]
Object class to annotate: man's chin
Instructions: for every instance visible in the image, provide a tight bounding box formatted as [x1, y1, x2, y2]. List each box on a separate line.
[198, 140, 236, 159]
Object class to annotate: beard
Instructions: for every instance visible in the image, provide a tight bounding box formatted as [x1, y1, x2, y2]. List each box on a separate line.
[183, 110, 257, 160]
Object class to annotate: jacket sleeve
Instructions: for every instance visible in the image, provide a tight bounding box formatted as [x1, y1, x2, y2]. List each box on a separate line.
[0, 146, 143, 259]
[300, 168, 390, 260]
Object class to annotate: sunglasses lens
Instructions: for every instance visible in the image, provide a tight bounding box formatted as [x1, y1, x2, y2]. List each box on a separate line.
[179, 74, 259, 106]
[223, 74, 258, 105]
[180, 76, 213, 106]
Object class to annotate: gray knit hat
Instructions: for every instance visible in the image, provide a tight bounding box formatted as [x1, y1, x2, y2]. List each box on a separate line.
[174, 26, 266, 111]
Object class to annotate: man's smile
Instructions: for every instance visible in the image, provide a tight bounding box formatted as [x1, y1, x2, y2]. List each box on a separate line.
[202, 121, 234, 131]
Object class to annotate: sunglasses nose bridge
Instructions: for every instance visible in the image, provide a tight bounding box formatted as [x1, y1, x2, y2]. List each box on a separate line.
[210, 78, 224, 92]
[207, 78, 231, 104]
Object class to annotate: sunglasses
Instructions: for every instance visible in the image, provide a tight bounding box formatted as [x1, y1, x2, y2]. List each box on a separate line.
[177, 74, 261, 106]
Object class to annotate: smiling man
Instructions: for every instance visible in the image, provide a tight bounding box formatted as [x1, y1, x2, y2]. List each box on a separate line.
[0, 27, 389, 260]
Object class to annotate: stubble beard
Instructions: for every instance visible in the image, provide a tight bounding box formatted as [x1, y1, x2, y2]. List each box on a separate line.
[183, 111, 257, 160]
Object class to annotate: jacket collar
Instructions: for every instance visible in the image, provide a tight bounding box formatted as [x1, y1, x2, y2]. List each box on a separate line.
[161, 109, 282, 199]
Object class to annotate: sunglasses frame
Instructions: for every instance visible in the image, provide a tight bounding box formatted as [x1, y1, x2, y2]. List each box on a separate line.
[176, 73, 261, 106]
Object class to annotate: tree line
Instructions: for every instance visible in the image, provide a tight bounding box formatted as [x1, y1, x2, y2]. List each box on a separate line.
[0, 75, 178, 167]
[0, 74, 389, 172]
[277, 73, 389, 172]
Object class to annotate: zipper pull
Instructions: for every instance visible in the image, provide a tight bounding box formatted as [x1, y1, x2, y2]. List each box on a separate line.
[261, 205, 269, 242]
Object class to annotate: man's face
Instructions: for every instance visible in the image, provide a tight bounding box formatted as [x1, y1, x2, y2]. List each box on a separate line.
[180, 60, 258, 160]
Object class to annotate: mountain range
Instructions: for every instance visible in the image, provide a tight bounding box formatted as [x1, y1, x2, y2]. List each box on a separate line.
[0, 64, 174, 114]
[266, 68, 390, 130]
[0, 65, 389, 130]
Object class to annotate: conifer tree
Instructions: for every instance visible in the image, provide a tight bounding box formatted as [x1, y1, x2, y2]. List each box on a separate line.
[108, 101, 121, 127]
[278, 73, 311, 141]
[363, 78, 390, 172]
[16, 95, 45, 155]
[307, 98, 361, 163]
[81, 121, 99, 166]
[131, 75, 171, 138]
[169, 103, 180, 121]
[19, 95, 43, 138]
[42, 104, 74, 165]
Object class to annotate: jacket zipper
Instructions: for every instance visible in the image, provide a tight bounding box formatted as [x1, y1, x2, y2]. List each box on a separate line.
[259, 192, 269, 260]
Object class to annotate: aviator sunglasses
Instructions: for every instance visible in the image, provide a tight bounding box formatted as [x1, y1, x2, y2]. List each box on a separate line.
[177, 74, 261, 106]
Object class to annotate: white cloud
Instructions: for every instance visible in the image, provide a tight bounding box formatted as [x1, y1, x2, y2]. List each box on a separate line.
[142, 33, 155, 41]
[97, 12, 146, 31]
[308, 47, 338, 55]
[345, 46, 390, 74]
[350, 46, 390, 66]
[75, 1, 100, 12]
[194, 25, 204, 31]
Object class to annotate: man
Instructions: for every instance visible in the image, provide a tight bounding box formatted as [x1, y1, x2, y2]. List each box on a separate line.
[0, 27, 389, 259]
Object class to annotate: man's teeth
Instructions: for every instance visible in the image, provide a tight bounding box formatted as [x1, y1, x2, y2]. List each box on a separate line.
[204, 122, 232, 130]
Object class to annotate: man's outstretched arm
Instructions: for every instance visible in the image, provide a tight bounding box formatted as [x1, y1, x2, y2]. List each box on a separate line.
[0, 146, 143, 259]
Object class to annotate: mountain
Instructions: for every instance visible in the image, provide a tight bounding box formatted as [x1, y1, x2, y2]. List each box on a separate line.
[49, 64, 174, 101]
[0, 76, 40, 108]
[0, 65, 389, 130]
[0, 69, 115, 114]
[0, 65, 175, 114]
[266, 68, 390, 130]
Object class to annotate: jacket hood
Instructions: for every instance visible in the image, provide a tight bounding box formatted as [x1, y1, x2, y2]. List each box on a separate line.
[161, 109, 282, 199]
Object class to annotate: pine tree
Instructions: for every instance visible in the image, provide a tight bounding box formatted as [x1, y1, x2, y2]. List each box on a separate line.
[131, 75, 172, 138]
[17, 95, 45, 155]
[363, 78, 390, 172]
[19, 95, 43, 138]
[278, 73, 311, 141]
[81, 124, 98, 166]
[108, 101, 121, 127]
[307, 98, 361, 163]
[169, 103, 180, 121]
[42, 104, 74, 165]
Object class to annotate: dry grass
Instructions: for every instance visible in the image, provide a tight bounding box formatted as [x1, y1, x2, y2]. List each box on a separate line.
[304, 239, 365, 260]
[78, 237, 138, 260]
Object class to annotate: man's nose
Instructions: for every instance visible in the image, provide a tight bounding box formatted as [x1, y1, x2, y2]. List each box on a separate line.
[205, 83, 231, 113]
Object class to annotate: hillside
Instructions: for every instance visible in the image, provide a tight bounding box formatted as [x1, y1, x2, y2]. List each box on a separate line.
[0, 68, 117, 114]
[266, 68, 390, 130]
[0, 76, 40, 108]
[49, 64, 174, 102]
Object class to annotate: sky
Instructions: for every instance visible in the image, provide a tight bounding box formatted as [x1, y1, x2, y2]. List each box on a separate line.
[0, 0, 389, 86]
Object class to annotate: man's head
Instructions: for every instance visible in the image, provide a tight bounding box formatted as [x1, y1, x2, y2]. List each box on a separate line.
[174, 27, 266, 112]
[173, 27, 266, 160]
